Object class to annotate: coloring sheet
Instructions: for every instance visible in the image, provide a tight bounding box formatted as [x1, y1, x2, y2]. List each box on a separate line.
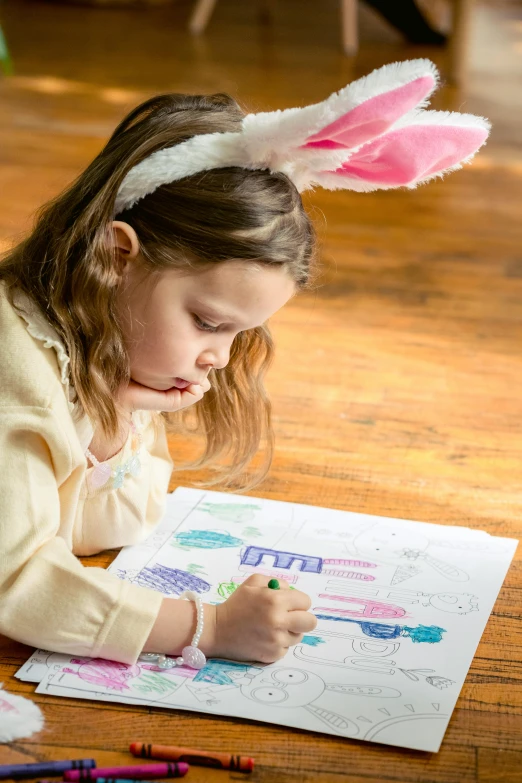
[19, 487, 518, 752]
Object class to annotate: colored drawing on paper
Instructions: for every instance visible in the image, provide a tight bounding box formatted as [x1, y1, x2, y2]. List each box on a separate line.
[240, 548, 380, 579]
[317, 595, 408, 619]
[173, 530, 244, 549]
[302, 635, 325, 647]
[217, 581, 238, 598]
[133, 671, 186, 696]
[241, 546, 322, 573]
[186, 563, 207, 576]
[134, 564, 211, 595]
[62, 659, 140, 692]
[199, 502, 261, 523]
[314, 614, 446, 643]
[29, 486, 517, 754]
[194, 660, 259, 685]
[323, 582, 479, 615]
[398, 669, 455, 690]
[242, 526, 262, 538]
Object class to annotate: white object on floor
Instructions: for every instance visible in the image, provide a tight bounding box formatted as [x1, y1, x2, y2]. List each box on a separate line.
[0, 683, 44, 742]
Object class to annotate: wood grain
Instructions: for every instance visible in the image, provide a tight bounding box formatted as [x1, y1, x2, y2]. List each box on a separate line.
[0, 0, 521, 780]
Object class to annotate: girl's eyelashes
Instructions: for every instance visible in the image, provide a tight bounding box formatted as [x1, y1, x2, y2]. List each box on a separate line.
[193, 314, 219, 333]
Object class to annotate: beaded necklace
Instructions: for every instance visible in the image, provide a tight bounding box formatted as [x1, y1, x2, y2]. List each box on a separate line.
[85, 416, 143, 491]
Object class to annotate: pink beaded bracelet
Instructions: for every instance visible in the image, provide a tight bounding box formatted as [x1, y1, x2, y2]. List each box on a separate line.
[139, 590, 207, 671]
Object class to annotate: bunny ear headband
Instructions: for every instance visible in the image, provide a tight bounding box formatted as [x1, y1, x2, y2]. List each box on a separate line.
[115, 58, 490, 214]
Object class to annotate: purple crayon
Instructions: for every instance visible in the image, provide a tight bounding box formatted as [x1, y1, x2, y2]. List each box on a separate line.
[0, 760, 96, 780]
[64, 764, 189, 781]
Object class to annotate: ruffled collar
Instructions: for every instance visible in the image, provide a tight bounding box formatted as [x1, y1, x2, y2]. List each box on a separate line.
[12, 289, 94, 451]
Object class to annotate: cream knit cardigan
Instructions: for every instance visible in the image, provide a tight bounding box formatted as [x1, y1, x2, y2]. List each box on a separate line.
[0, 283, 173, 663]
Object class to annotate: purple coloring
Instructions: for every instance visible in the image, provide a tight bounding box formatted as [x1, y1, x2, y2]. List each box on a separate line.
[241, 546, 322, 573]
[134, 564, 210, 595]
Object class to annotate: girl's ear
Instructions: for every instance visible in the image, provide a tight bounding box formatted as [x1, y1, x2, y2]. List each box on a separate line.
[110, 221, 140, 274]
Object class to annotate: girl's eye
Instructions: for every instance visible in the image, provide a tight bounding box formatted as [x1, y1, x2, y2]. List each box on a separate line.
[193, 314, 219, 333]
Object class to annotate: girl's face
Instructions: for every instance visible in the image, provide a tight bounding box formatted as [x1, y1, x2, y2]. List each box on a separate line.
[117, 257, 296, 392]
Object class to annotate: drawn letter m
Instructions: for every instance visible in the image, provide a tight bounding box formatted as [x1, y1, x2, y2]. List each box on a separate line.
[241, 546, 323, 573]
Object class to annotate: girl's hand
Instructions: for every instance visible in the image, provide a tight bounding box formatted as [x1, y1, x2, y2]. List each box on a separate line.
[87, 378, 210, 461]
[118, 378, 211, 414]
[210, 574, 317, 663]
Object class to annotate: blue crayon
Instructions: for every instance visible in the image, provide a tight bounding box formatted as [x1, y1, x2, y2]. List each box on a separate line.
[0, 760, 96, 780]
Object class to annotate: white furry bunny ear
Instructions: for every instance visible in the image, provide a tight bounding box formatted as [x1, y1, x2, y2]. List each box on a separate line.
[0, 684, 44, 741]
[115, 58, 490, 213]
[241, 57, 490, 192]
[241, 59, 440, 166]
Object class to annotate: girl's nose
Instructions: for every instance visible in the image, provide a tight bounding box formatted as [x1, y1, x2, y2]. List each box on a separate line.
[198, 345, 230, 371]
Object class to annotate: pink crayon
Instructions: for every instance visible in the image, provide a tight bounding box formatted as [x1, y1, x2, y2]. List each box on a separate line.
[64, 764, 188, 781]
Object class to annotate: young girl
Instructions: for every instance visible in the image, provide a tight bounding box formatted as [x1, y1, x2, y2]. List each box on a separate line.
[0, 59, 489, 667]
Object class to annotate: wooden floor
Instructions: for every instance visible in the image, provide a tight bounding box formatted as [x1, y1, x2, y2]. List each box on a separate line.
[1, 0, 522, 780]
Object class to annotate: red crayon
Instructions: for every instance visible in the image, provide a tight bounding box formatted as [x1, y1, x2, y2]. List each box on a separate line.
[130, 742, 254, 773]
[63, 764, 188, 781]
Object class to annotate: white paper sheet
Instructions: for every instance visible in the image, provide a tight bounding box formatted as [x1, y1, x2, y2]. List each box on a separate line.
[19, 487, 518, 752]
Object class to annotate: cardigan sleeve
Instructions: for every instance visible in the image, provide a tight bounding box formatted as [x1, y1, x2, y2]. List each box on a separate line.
[0, 407, 164, 664]
[73, 411, 174, 556]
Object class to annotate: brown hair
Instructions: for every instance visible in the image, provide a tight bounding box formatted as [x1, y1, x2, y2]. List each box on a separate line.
[0, 92, 316, 489]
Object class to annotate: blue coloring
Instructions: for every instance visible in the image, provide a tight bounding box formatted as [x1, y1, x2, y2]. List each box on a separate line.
[301, 635, 325, 647]
[173, 530, 244, 549]
[134, 564, 211, 596]
[402, 625, 446, 643]
[194, 660, 252, 686]
[314, 614, 446, 644]
[241, 545, 322, 573]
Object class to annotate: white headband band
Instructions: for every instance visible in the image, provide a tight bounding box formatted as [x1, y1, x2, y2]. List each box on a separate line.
[114, 58, 490, 215]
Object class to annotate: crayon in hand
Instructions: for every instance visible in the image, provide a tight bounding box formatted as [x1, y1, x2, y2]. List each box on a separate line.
[0, 760, 96, 780]
[130, 742, 254, 772]
[63, 764, 188, 781]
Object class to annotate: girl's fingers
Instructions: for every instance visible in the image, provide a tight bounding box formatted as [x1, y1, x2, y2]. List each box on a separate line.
[285, 588, 312, 611]
[119, 378, 210, 414]
[241, 573, 269, 588]
[125, 381, 181, 412]
[286, 609, 318, 634]
[287, 631, 304, 646]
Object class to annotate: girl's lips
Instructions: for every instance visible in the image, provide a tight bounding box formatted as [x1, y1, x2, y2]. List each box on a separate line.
[173, 378, 192, 389]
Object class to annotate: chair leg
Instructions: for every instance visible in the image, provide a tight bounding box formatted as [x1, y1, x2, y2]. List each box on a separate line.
[448, 0, 475, 87]
[189, 0, 218, 34]
[341, 0, 358, 56]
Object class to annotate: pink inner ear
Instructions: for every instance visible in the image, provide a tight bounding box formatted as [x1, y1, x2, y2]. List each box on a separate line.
[331, 125, 489, 185]
[302, 76, 435, 151]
